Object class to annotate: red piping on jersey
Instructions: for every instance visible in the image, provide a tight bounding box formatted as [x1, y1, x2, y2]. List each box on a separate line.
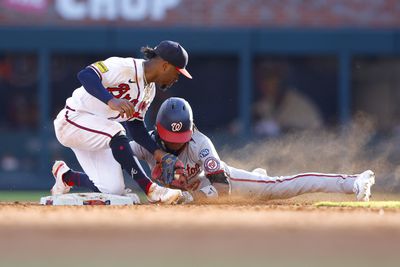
[66, 106, 76, 111]
[89, 66, 103, 81]
[64, 110, 113, 138]
[132, 59, 141, 99]
[230, 173, 357, 184]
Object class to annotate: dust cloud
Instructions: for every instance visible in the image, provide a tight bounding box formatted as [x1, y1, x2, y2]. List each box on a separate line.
[220, 116, 400, 192]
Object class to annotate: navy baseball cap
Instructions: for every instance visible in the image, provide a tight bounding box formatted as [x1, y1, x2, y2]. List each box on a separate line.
[154, 40, 192, 79]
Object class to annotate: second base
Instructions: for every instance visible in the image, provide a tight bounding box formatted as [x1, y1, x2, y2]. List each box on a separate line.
[40, 192, 141, 206]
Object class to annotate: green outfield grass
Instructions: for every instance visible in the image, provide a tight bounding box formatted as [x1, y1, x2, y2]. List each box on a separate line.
[0, 191, 48, 202]
[315, 201, 400, 209]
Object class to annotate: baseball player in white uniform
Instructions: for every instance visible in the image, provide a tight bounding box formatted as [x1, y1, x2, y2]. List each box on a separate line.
[53, 97, 375, 202]
[52, 41, 193, 204]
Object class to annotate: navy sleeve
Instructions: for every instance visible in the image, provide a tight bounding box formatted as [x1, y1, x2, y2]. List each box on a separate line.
[77, 67, 113, 104]
[126, 120, 159, 155]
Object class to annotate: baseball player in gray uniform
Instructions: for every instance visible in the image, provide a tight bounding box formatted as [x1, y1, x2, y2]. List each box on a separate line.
[52, 41, 192, 204]
[53, 97, 375, 202]
[133, 97, 375, 201]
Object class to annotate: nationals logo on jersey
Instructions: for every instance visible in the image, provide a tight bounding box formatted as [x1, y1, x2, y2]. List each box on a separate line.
[171, 122, 183, 132]
[204, 157, 220, 172]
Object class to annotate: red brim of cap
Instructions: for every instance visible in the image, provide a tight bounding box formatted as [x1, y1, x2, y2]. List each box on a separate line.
[177, 68, 192, 79]
[157, 123, 193, 143]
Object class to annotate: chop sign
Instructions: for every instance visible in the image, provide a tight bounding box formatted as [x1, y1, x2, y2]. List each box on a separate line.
[56, 0, 180, 21]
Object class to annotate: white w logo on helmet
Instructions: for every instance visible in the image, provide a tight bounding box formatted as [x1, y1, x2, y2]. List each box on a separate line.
[171, 122, 183, 132]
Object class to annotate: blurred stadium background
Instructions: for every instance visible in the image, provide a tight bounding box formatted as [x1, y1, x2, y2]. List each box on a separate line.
[1, 0, 400, 193]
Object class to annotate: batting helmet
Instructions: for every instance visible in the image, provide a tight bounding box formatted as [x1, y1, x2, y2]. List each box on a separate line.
[156, 97, 193, 143]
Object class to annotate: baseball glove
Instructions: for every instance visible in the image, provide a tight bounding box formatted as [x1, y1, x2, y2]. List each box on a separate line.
[151, 153, 188, 190]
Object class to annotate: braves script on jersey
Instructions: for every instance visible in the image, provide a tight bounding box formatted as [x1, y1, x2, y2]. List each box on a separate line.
[67, 57, 155, 122]
[53, 57, 158, 194]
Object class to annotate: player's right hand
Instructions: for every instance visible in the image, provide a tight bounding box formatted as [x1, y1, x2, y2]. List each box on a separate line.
[107, 98, 135, 118]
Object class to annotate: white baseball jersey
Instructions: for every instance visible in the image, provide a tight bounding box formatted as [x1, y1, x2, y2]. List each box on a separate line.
[54, 57, 156, 195]
[66, 57, 155, 122]
[130, 129, 360, 200]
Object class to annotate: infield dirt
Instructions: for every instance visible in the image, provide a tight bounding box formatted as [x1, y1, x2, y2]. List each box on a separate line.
[0, 194, 399, 267]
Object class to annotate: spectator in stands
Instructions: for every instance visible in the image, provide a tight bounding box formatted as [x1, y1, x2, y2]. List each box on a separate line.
[253, 62, 323, 137]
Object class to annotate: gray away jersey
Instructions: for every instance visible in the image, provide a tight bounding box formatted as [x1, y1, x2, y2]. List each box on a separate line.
[129, 129, 360, 200]
[129, 129, 225, 192]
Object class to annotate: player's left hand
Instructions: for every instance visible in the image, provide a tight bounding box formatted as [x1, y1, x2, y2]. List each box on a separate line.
[151, 153, 188, 189]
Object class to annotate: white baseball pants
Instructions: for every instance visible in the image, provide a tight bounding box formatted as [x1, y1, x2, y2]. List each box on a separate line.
[54, 107, 128, 194]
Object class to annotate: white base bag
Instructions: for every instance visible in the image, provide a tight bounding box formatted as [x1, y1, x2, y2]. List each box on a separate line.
[40, 193, 141, 206]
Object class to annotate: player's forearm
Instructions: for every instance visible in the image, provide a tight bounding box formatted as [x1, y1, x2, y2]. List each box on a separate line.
[153, 149, 167, 162]
[126, 120, 159, 155]
[77, 67, 113, 104]
[206, 171, 229, 184]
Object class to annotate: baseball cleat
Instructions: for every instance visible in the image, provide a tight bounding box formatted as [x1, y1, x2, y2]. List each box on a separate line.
[51, 160, 72, 196]
[147, 183, 184, 204]
[353, 170, 375, 201]
[252, 168, 268, 176]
